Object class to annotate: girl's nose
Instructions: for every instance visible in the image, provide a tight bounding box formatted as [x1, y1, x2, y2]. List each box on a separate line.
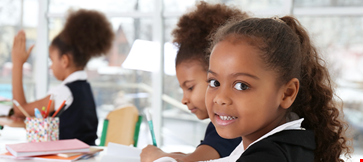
[213, 91, 232, 106]
[181, 95, 190, 105]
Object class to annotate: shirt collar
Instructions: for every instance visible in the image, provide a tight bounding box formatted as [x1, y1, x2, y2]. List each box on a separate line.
[62, 70, 88, 85]
[229, 118, 304, 159]
[245, 118, 304, 150]
[201, 118, 304, 162]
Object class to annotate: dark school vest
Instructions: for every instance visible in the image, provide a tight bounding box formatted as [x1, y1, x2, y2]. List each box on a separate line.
[58, 80, 98, 145]
[237, 130, 315, 162]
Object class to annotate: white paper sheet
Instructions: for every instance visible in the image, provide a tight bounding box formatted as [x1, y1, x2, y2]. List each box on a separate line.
[100, 143, 141, 162]
[0, 104, 11, 116]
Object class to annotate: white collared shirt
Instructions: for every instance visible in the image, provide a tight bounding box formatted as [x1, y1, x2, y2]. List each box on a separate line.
[153, 118, 304, 162]
[202, 118, 304, 162]
[47, 70, 88, 111]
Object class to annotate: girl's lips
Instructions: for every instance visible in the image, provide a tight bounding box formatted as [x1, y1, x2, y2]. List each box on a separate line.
[214, 113, 237, 126]
[189, 108, 197, 113]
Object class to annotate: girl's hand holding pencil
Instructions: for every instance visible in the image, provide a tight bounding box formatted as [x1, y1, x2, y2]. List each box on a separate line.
[140, 145, 167, 162]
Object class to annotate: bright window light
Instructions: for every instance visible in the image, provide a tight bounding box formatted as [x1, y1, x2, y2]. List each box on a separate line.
[164, 42, 178, 76]
[122, 39, 178, 75]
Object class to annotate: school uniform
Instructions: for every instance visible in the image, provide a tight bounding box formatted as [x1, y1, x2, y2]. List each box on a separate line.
[204, 118, 315, 162]
[236, 129, 315, 162]
[154, 117, 315, 162]
[48, 70, 98, 145]
[199, 122, 242, 158]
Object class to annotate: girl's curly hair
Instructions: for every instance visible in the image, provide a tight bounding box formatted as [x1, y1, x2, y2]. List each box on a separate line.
[211, 16, 352, 162]
[51, 9, 114, 68]
[172, 1, 249, 70]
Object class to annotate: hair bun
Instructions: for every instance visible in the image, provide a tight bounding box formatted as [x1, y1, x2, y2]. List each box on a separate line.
[60, 9, 114, 58]
[172, 1, 249, 69]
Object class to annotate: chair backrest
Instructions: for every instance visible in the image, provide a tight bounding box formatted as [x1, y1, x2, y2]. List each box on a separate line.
[104, 105, 139, 146]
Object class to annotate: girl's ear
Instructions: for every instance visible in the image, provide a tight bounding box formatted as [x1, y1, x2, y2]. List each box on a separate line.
[280, 78, 299, 109]
[60, 54, 71, 68]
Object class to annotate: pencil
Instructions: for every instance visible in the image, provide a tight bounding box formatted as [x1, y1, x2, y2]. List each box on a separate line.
[44, 95, 53, 118]
[52, 97, 70, 118]
[144, 108, 157, 146]
[12, 99, 30, 118]
[52, 99, 66, 118]
[55, 104, 67, 117]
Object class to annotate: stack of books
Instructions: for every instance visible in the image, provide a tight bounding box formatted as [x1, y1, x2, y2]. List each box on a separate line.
[0, 139, 103, 162]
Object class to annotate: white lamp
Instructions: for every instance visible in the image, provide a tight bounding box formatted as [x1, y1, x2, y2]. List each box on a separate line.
[122, 39, 178, 75]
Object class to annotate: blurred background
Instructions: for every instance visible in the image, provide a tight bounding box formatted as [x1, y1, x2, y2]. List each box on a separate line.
[0, 0, 363, 158]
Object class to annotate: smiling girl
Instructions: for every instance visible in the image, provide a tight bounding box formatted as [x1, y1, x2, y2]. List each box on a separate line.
[140, 2, 248, 162]
[205, 16, 351, 162]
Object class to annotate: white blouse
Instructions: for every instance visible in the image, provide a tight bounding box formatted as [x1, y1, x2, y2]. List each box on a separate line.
[47, 70, 88, 111]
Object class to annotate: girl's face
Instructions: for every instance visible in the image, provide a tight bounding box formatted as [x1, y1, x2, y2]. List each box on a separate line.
[176, 61, 209, 120]
[206, 39, 288, 143]
[49, 46, 65, 81]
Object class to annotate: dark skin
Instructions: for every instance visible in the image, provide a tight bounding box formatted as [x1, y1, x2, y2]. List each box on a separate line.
[140, 61, 220, 162]
[11, 30, 82, 120]
[141, 145, 219, 162]
[206, 39, 299, 149]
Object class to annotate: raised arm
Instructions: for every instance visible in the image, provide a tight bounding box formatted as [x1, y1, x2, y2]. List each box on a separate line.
[11, 30, 52, 117]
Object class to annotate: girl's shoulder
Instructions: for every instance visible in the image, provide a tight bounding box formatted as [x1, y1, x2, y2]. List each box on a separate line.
[238, 130, 315, 162]
[48, 83, 71, 95]
[48, 84, 73, 111]
[200, 122, 242, 158]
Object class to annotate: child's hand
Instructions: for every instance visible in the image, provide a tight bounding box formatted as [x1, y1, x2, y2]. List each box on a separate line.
[11, 30, 34, 65]
[140, 145, 166, 162]
[10, 114, 25, 122]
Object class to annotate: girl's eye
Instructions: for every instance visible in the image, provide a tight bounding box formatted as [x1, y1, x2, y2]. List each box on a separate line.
[187, 86, 194, 91]
[234, 82, 249, 91]
[209, 79, 220, 88]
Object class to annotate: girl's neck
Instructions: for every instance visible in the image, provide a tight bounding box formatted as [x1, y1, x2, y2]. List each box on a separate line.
[61, 67, 84, 81]
[242, 115, 286, 150]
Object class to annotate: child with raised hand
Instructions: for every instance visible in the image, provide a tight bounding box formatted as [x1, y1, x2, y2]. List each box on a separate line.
[140, 2, 248, 162]
[11, 9, 114, 145]
[204, 16, 351, 162]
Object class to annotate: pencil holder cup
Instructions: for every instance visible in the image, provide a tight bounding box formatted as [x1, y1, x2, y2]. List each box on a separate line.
[25, 117, 59, 142]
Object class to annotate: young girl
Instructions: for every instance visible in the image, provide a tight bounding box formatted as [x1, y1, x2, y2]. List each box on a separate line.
[11, 9, 114, 145]
[204, 16, 351, 161]
[140, 2, 248, 162]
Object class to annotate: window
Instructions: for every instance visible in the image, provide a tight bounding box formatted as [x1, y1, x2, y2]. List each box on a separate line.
[2, 0, 363, 157]
[0, 0, 38, 101]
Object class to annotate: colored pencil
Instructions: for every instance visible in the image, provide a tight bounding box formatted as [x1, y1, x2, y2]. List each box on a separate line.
[12, 99, 30, 118]
[44, 95, 53, 118]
